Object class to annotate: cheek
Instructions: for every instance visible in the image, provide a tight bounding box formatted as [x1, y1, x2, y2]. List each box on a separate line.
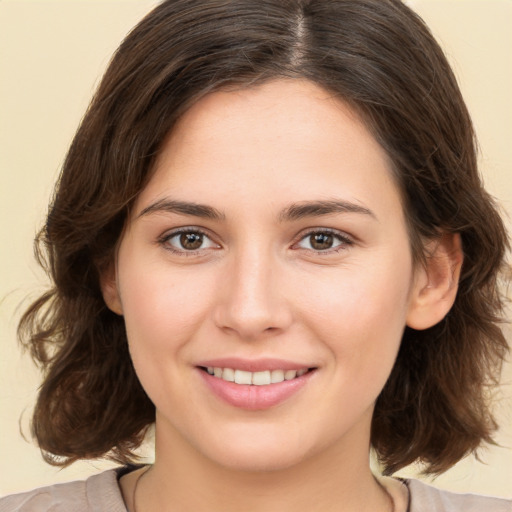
[115, 256, 219, 415]
[116, 253, 215, 360]
[297, 256, 413, 376]
[302, 259, 411, 322]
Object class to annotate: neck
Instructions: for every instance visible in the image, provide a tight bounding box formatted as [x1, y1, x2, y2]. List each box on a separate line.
[137, 414, 392, 512]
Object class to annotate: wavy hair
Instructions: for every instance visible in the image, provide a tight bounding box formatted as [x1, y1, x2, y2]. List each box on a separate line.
[19, 0, 509, 474]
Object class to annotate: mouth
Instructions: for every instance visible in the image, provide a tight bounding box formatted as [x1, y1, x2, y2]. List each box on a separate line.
[196, 361, 317, 410]
[199, 366, 316, 386]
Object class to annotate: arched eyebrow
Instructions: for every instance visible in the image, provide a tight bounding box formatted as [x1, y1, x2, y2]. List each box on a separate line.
[138, 198, 375, 222]
[138, 198, 225, 220]
[279, 200, 376, 222]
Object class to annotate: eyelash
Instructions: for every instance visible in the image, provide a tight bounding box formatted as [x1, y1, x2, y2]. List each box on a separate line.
[293, 228, 354, 254]
[158, 227, 354, 256]
[158, 227, 219, 256]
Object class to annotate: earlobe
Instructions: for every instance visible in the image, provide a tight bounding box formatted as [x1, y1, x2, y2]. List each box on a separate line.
[406, 233, 463, 330]
[100, 265, 123, 315]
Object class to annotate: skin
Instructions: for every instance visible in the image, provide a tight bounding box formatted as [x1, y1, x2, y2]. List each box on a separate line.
[103, 79, 462, 512]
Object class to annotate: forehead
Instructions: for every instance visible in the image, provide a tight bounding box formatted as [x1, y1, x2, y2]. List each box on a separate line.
[134, 79, 402, 221]
[160, 79, 386, 170]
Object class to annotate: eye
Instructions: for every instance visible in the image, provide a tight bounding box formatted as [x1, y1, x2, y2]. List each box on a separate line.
[296, 230, 352, 252]
[161, 229, 219, 253]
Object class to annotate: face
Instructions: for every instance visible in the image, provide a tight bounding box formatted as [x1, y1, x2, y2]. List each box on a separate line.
[105, 80, 427, 472]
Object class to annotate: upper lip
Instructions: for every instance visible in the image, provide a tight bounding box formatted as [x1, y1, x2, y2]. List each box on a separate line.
[196, 357, 316, 372]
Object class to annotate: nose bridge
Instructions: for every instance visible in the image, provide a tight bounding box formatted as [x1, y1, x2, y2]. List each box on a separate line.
[214, 240, 291, 339]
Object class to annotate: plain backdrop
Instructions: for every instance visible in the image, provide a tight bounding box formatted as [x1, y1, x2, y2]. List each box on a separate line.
[1, 0, 511, 497]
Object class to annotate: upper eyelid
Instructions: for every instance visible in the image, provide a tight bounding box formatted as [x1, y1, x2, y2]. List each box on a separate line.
[159, 226, 214, 239]
[158, 226, 220, 249]
[292, 229, 355, 254]
[294, 227, 354, 242]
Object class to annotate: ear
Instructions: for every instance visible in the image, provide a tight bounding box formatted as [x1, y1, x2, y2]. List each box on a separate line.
[406, 233, 463, 330]
[100, 264, 123, 316]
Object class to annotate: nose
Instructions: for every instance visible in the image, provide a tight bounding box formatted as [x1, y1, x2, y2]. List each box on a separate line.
[213, 246, 293, 340]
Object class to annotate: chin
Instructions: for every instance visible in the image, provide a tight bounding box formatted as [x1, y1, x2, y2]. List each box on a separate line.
[207, 446, 308, 473]
[192, 424, 318, 473]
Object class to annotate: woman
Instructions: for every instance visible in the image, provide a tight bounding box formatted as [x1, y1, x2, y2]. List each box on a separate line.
[1, 0, 510, 511]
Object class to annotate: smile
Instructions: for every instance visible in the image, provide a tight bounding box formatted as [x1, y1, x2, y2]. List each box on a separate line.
[204, 367, 310, 385]
[197, 362, 317, 410]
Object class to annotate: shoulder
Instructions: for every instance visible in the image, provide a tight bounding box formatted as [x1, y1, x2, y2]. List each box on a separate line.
[0, 468, 128, 512]
[406, 478, 512, 512]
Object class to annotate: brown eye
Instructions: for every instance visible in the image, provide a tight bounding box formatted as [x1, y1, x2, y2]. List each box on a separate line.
[310, 233, 334, 250]
[296, 230, 351, 252]
[163, 229, 218, 253]
[180, 232, 203, 250]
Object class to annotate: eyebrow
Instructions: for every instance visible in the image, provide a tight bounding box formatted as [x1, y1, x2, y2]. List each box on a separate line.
[279, 200, 376, 222]
[138, 198, 375, 222]
[138, 198, 225, 220]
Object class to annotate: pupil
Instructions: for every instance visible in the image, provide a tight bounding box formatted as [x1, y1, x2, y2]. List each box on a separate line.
[180, 232, 203, 250]
[311, 233, 333, 250]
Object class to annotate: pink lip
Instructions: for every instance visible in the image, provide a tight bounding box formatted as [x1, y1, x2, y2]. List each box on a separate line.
[197, 366, 316, 411]
[196, 357, 314, 372]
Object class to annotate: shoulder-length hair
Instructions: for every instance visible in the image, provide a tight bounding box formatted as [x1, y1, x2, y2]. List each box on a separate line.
[19, 0, 509, 475]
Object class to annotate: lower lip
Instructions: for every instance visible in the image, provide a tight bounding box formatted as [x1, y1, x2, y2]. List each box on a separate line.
[198, 369, 315, 410]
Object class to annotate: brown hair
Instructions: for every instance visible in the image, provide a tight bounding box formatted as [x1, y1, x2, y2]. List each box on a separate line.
[19, 0, 510, 475]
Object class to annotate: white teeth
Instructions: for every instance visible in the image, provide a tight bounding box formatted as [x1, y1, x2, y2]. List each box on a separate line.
[234, 369, 253, 385]
[252, 371, 271, 386]
[284, 370, 297, 380]
[206, 366, 310, 385]
[222, 368, 235, 382]
[271, 369, 284, 383]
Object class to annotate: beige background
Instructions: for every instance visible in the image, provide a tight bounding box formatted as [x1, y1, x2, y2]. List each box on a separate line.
[1, 0, 511, 498]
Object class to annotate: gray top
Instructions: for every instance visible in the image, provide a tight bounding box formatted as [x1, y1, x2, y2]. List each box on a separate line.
[1, 467, 511, 512]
